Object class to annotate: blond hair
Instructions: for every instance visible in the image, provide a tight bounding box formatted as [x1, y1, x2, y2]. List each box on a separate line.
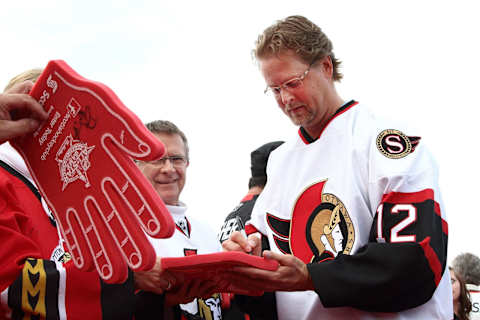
[4, 68, 43, 92]
[254, 15, 342, 81]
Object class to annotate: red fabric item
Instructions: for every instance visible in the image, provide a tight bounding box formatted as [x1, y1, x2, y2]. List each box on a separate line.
[12, 60, 175, 283]
[161, 251, 278, 296]
[0, 165, 121, 319]
[419, 237, 442, 286]
[0, 173, 47, 291]
[244, 224, 259, 236]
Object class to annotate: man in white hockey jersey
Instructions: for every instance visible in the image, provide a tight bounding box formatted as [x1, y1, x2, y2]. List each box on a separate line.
[222, 15, 452, 319]
[134, 120, 222, 320]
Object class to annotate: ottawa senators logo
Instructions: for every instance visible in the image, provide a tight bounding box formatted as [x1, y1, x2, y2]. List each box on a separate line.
[376, 129, 421, 159]
[267, 180, 355, 264]
[198, 293, 222, 320]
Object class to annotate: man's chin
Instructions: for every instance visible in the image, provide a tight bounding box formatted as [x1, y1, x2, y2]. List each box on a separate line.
[290, 116, 306, 126]
[154, 186, 178, 204]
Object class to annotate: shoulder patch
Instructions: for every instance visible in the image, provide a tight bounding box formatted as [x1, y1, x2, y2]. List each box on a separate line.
[376, 129, 420, 159]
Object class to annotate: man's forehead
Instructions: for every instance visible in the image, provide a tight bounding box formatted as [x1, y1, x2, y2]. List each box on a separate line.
[260, 53, 308, 84]
[154, 132, 186, 154]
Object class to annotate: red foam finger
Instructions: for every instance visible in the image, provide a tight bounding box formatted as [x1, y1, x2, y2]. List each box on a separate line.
[12, 60, 175, 283]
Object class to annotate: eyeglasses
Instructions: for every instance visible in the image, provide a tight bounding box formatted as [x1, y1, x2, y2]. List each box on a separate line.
[148, 155, 187, 168]
[264, 66, 311, 96]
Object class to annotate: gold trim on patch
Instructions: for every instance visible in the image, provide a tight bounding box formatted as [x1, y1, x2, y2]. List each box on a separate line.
[321, 193, 355, 254]
[376, 129, 412, 159]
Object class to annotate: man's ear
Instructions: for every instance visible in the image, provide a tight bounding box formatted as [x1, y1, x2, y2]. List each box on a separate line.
[318, 55, 334, 80]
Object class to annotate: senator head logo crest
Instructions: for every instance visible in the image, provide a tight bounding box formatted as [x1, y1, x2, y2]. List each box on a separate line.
[267, 180, 355, 264]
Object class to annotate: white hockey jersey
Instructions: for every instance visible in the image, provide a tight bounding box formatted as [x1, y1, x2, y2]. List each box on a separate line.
[148, 204, 223, 320]
[248, 101, 452, 320]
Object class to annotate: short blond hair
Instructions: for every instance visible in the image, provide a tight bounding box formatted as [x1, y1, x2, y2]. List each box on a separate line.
[254, 15, 343, 81]
[4, 68, 43, 92]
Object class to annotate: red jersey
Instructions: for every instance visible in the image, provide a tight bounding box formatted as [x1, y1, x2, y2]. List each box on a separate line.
[0, 143, 134, 319]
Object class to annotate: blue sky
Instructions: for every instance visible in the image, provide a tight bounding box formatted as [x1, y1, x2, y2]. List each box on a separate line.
[2, 0, 479, 262]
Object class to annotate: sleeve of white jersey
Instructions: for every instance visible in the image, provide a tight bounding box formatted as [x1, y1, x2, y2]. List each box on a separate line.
[307, 121, 449, 313]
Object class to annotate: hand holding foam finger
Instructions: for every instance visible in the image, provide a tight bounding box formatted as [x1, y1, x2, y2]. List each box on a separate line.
[0, 81, 48, 143]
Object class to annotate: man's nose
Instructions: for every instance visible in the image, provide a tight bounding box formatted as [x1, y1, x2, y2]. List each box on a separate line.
[280, 88, 295, 105]
[160, 159, 175, 172]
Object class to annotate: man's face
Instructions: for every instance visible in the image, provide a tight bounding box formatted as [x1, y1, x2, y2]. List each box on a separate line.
[138, 132, 188, 206]
[259, 51, 334, 137]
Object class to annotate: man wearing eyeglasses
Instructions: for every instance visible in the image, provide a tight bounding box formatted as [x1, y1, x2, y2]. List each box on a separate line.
[222, 15, 452, 319]
[134, 120, 222, 320]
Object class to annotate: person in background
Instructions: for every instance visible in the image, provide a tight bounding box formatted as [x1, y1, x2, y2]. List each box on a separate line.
[222, 15, 451, 319]
[453, 253, 480, 286]
[450, 266, 472, 320]
[219, 141, 283, 320]
[453, 253, 480, 320]
[219, 141, 284, 244]
[135, 120, 222, 320]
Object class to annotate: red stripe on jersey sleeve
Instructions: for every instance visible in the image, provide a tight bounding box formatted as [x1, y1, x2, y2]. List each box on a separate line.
[381, 189, 434, 204]
[381, 189, 447, 232]
[441, 221, 448, 235]
[419, 237, 442, 285]
[241, 194, 255, 202]
[434, 201, 449, 235]
[245, 224, 259, 235]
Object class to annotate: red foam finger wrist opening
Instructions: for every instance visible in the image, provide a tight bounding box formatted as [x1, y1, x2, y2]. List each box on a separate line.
[161, 251, 279, 296]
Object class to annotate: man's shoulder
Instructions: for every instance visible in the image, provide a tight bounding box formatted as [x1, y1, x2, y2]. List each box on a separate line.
[224, 196, 257, 222]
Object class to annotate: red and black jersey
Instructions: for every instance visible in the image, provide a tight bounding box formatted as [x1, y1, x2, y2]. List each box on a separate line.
[0, 144, 134, 319]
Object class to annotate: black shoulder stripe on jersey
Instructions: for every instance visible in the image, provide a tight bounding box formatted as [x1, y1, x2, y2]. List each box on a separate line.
[8, 263, 24, 320]
[266, 214, 290, 238]
[101, 269, 135, 320]
[0, 159, 56, 227]
[44, 260, 60, 320]
[0, 160, 41, 202]
[273, 235, 291, 254]
[234, 292, 278, 320]
[134, 291, 172, 320]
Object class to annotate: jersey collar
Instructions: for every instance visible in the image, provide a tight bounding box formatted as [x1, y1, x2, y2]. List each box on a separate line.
[298, 100, 358, 144]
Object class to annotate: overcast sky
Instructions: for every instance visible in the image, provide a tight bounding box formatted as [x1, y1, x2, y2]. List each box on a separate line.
[2, 0, 479, 263]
